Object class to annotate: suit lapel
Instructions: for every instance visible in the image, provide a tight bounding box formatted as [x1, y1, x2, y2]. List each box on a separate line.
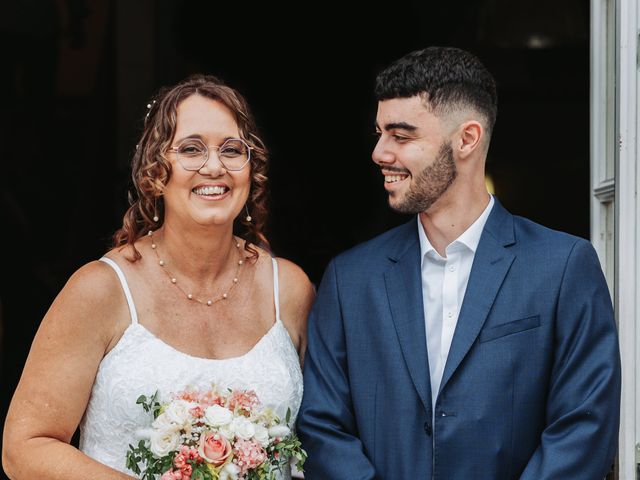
[439, 200, 516, 395]
[384, 221, 432, 414]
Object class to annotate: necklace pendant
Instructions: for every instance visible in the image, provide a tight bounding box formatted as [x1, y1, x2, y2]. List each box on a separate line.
[206, 300, 212, 306]
[187, 294, 193, 300]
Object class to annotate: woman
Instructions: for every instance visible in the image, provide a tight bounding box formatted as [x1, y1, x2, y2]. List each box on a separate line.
[2, 75, 314, 479]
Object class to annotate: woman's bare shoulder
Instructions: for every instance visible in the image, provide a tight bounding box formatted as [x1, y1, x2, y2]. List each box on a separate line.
[250, 246, 314, 297]
[64, 259, 124, 303]
[275, 257, 314, 321]
[275, 257, 314, 297]
[48, 257, 131, 338]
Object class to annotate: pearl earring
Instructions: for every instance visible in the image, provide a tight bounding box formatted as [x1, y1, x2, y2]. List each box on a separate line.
[245, 205, 252, 222]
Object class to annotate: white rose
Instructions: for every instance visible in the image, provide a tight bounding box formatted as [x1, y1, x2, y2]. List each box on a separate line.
[253, 424, 270, 447]
[218, 422, 235, 439]
[268, 424, 291, 439]
[204, 404, 233, 427]
[162, 400, 193, 429]
[219, 462, 241, 480]
[152, 412, 178, 432]
[232, 416, 256, 440]
[149, 427, 181, 457]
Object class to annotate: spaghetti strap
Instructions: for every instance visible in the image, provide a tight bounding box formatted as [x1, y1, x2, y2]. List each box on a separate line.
[99, 257, 139, 325]
[271, 257, 281, 322]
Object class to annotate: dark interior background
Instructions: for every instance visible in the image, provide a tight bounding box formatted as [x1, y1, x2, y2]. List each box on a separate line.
[0, 0, 590, 475]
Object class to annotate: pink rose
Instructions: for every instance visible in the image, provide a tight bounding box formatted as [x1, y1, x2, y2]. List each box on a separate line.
[198, 432, 232, 466]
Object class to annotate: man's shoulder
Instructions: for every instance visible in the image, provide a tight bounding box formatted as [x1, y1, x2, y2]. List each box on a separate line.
[511, 214, 588, 251]
[487, 199, 587, 253]
[331, 220, 415, 271]
[508, 214, 597, 271]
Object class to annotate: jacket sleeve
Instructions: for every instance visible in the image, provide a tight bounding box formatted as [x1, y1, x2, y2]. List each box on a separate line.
[519, 239, 621, 479]
[296, 259, 376, 480]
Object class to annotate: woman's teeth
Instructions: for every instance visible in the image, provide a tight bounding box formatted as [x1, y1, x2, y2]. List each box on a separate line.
[192, 186, 228, 196]
[385, 174, 408, 183]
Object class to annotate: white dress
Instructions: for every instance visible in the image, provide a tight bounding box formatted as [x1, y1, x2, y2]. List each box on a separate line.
[78, 257, 303, 479]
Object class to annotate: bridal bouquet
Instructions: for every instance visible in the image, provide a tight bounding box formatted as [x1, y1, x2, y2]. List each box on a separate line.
[126, 386, 306, 480]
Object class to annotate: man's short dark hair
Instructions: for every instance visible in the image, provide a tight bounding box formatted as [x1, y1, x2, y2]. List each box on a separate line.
[375, 47, 498, 134]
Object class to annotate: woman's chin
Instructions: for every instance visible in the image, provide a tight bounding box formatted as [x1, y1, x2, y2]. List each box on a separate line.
[190, 211, 237, 229]
[165, 202, 243, 230]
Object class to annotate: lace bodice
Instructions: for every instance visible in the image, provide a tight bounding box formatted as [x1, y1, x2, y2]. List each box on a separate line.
[79, 257, 303, 479]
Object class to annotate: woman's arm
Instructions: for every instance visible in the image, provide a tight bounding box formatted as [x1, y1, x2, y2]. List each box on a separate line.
[276, 258, 315, 365]
[2, 261, 136, 479]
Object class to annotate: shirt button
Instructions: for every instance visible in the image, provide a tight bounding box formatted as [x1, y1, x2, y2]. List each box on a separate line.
[449, 265, 455, 272]
[448, 311, 453, 318]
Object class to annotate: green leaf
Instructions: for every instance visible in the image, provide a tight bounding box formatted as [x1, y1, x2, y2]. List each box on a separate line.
[125, 451, 141, 474]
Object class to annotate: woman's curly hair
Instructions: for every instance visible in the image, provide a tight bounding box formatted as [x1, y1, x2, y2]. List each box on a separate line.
[113, 74, 269, 261]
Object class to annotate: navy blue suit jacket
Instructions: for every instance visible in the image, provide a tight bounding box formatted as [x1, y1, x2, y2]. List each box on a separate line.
[297, 199, 620, 479]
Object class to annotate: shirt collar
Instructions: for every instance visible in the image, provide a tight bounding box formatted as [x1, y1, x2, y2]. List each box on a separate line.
[417, 195, 495, 260]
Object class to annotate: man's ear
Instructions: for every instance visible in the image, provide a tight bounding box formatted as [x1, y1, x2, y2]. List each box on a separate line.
[456, 120, 484, 159]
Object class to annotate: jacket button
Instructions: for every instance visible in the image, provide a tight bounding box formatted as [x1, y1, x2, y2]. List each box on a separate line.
[424, 422, 432, 436]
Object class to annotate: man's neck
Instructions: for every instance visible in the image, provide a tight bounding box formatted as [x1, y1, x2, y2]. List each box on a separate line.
[419, 191, 491, 257]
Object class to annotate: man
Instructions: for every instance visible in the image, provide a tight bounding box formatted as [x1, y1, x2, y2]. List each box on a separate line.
[297, 47, 621, 479]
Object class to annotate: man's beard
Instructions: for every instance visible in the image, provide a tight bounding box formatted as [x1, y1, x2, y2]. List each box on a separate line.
[389, 141, 457, 214]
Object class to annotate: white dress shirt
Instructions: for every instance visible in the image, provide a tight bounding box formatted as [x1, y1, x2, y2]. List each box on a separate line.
[417, 195, 494, 411]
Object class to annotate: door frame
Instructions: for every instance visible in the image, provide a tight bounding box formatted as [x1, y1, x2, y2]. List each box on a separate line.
[591, 0, 639, 478]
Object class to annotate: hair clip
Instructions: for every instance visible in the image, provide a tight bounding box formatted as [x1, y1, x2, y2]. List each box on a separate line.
[145, 100, 157, 119]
